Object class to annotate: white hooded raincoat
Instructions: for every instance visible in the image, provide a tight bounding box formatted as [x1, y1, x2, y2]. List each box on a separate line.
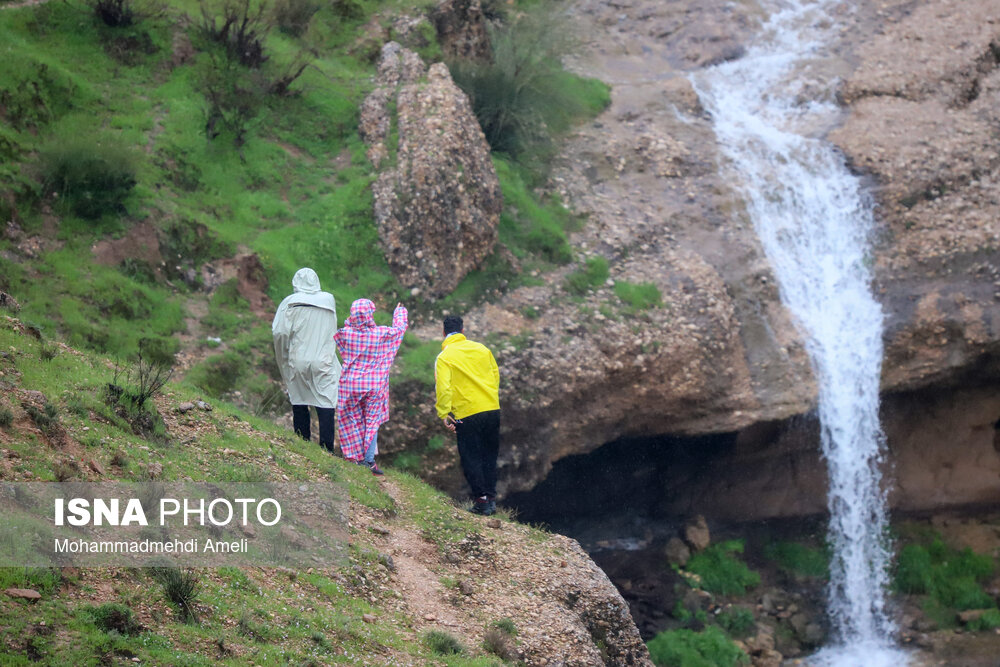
[272, 268, 342, 408]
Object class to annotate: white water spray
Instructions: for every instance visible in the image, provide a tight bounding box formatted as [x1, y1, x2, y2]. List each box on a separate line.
[691, 1, 907, 664]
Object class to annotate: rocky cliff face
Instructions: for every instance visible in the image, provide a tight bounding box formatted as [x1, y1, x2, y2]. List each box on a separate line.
[383, 0, 1000, 519]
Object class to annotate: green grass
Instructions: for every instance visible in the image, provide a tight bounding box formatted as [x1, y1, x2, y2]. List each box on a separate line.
[684, 540, 761, 597]
[0, 317, 543, 665]
[564, 256, 609, 295]
[614, 280, 662, 311]
[647, 626, 749, 667]
[763, 541, 829, 579]
[894, 535, 996, 628]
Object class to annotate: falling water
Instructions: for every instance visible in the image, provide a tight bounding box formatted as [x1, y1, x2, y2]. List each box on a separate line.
[691, 1, 907, 664]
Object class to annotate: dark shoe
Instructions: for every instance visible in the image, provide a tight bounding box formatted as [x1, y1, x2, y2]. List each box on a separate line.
[368, 461, 384, 476]
[486, 499, 496, 516]
[470, 496, 490, 515]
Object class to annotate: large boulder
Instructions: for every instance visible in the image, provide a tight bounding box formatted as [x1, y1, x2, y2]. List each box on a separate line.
[360, 43, 501, 297]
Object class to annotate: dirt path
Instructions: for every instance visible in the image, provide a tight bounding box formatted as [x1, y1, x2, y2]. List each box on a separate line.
[378, 480, 473, 636]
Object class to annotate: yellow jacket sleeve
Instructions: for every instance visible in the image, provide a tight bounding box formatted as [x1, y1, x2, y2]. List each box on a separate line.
[434, 354, 453, 420]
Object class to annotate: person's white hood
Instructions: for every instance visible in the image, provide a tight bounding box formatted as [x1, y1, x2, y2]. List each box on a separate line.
[285, 267, 336, 312]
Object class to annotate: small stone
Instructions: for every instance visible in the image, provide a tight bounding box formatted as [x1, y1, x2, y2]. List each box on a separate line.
[88, 459, 105, 476]
[664, 536, 691, 566]
[196, 401, 212, 411]
[684, 515, 711, 552]
[458, 579, 474, 595]
[5, 588, 41, 600]
[487, 518, 501, 529]
[146, 462, 163, 479]
[177, 402, 195, 414]
[424, 613, 436, 621]
[371, 525, 391, 536]
[362, 614, 376, 624]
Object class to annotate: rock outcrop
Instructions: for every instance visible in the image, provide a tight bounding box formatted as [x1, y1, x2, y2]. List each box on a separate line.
[382, 0, 1000, 518]
[431, 0, 492, 61]
[361, 42, 501, 297]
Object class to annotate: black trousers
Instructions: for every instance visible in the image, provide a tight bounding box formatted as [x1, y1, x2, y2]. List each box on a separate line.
[455, 410, 500, 499]
[292, 405, 336, 451]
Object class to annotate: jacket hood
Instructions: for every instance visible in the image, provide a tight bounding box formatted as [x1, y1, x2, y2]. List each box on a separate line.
[347, 298, 377, 328]
[292, 268, 322, 294]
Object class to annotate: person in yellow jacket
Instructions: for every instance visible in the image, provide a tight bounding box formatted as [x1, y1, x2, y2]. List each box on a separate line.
[435, 315, 500, 516]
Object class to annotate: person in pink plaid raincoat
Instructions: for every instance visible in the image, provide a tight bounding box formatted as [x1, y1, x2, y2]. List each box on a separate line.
[333, 298, 408, 475]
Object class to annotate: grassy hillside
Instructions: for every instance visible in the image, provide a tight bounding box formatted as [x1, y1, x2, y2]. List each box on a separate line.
[0, 315, 633, 665]
[0, 0, 607, 415]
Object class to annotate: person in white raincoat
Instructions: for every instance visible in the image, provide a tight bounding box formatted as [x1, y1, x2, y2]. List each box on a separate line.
[272, 268, 342, 452]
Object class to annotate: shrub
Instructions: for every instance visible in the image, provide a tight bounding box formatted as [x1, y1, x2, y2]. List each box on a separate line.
[199, 0, 270, 68]
[272, 0, 317, 36]
[482, 627, 518, 661]
[107, 344, 173, 409]
[449, 7, 609, 168]
[39, 136, 137, 219]
[187, 350, 246, 397]
[149, 566, 200, 622]
[88, 602, 143, 635]
[565, 256, 609, 295]
[423, 629, 465, 655]
[647, 627, 749, 667]
[493, 617, 518, 636]
[685, 540, 761, 597]
[25, 400, 59, 434]
[716, 606, 756, 639]
[614, 280, 662, 311]
[88, 0, 137, 27]
[0, 406, 12, 428]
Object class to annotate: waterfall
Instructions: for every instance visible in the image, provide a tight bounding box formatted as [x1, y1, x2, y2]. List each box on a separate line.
[691, 1, 907, 664]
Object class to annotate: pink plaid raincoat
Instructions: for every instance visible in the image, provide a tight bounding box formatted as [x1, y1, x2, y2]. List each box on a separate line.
[333, 299, 408, 460]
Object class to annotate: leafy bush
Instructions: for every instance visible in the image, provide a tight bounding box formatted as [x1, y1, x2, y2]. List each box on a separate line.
[647, 627, 749, 667]
[449, 7, 610, 169]
[716, 606, 756, 639]
[39, 136, 138, 219]
[895, 538, 994, 611]
[0, 406, 12, 428]
[423, 629, 465, 655]
[272, 0, 317, 36]
[565, 256, 609, 295]
[614, 280, 662, 311]
[685, 540, 761, 597]
[88, 602, 143, 635]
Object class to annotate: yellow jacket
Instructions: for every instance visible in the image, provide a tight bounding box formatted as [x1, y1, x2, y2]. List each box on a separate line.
[434, 334, 500, 420]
